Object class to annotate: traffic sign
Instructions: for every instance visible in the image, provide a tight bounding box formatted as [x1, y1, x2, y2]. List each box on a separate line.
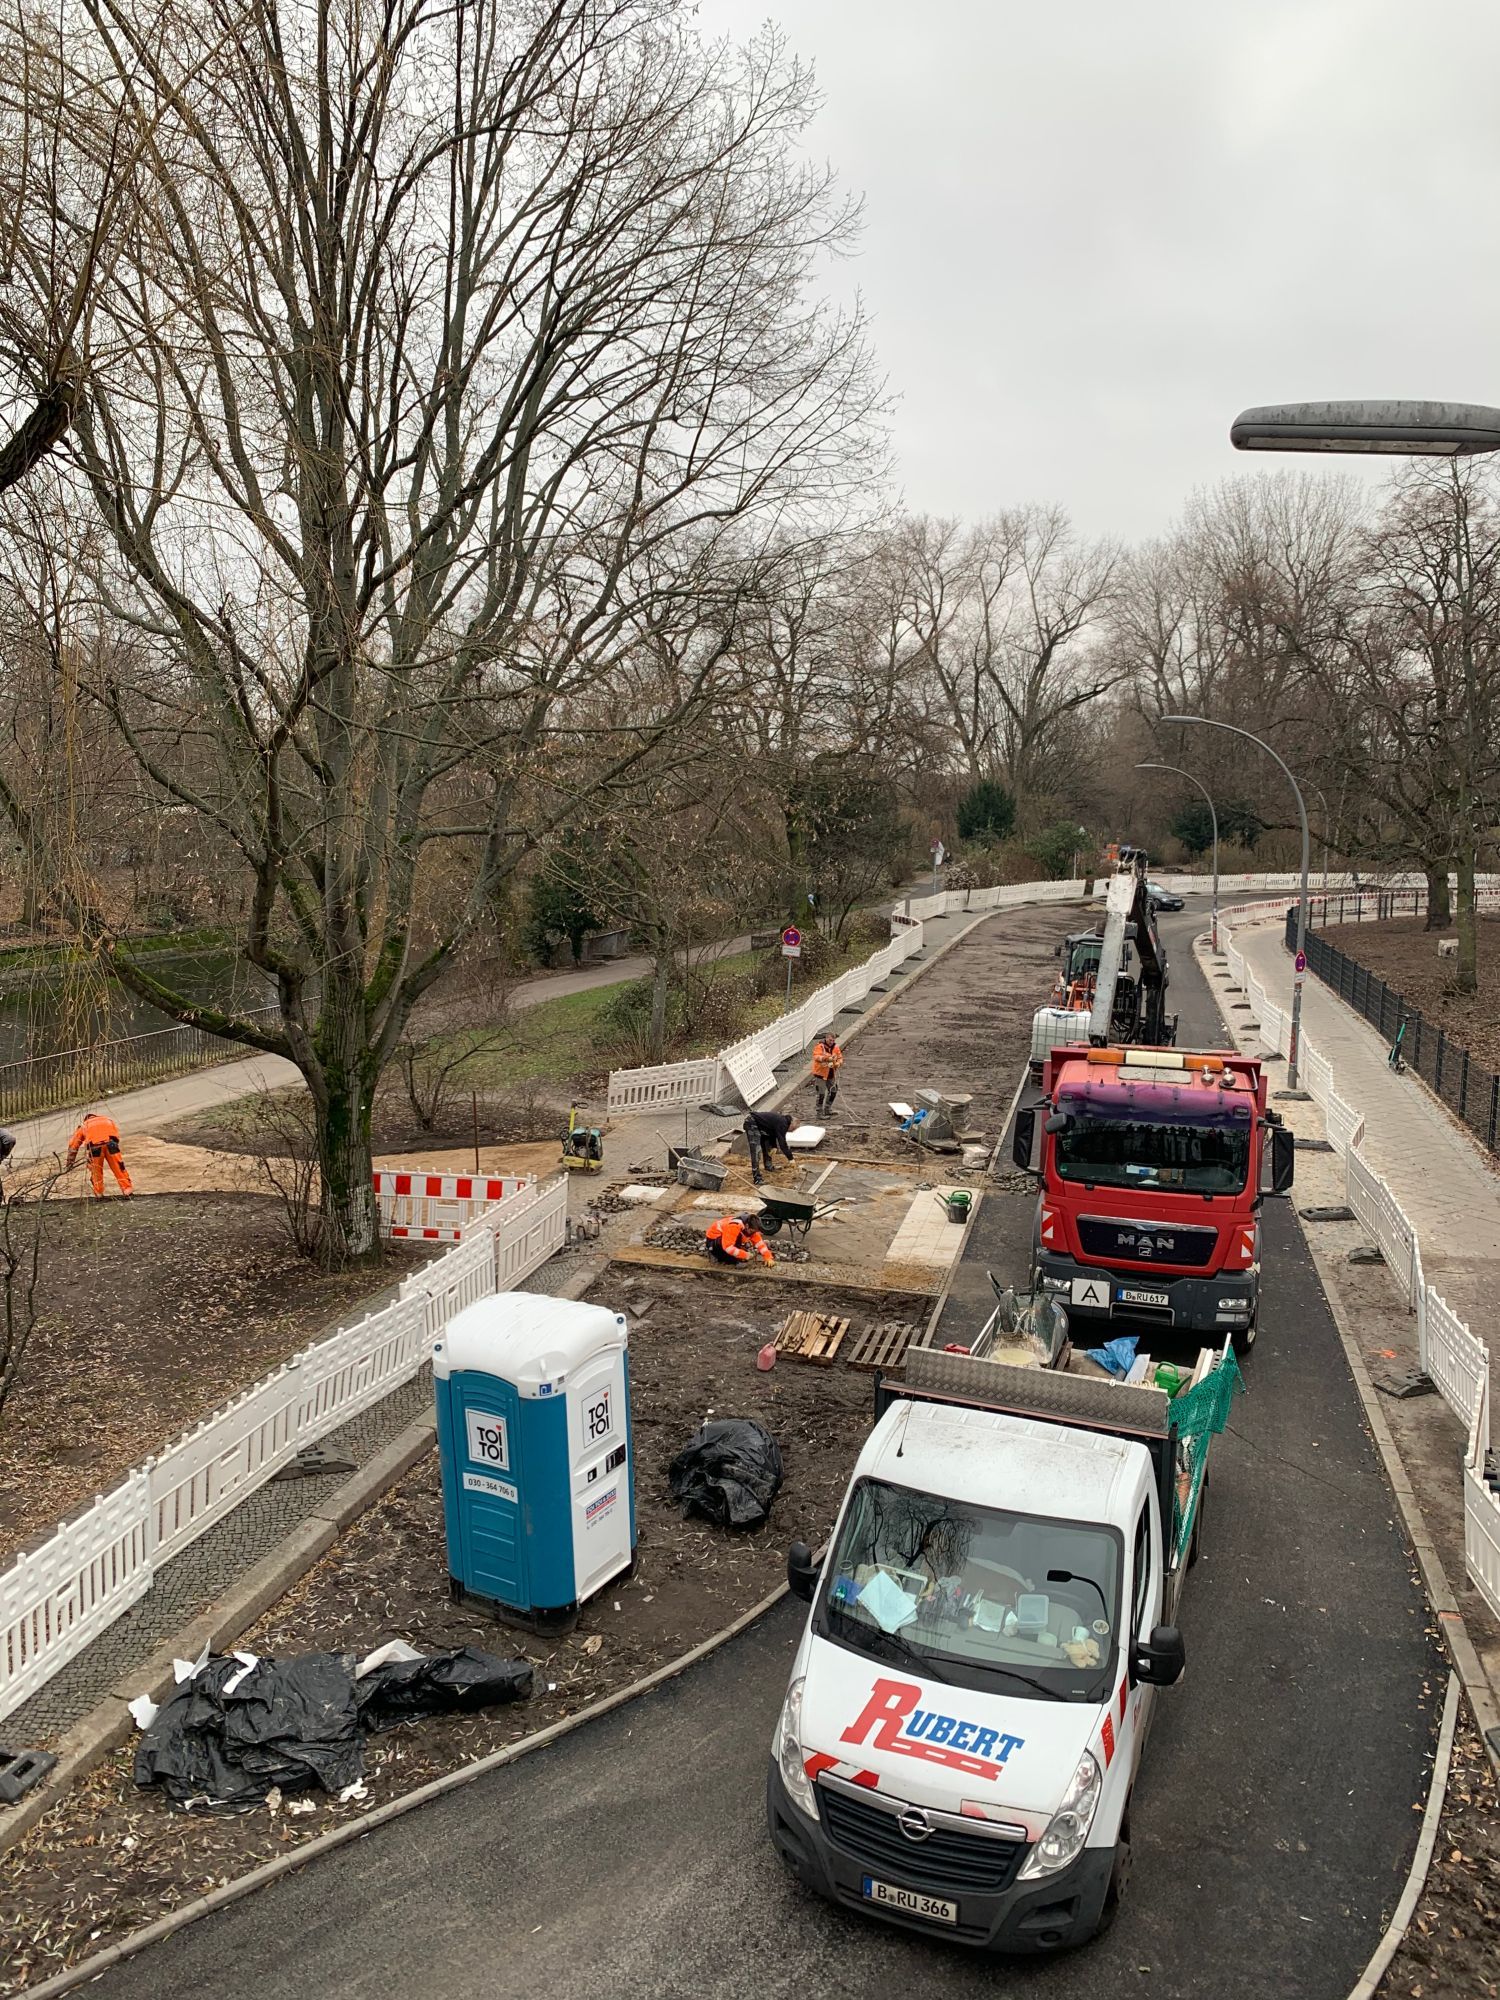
[1294, 950, 1307, 974]
[782, 925, 801, 959]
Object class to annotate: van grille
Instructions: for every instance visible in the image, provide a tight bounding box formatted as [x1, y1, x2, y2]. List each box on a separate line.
[819, 1785, 1026, 1894]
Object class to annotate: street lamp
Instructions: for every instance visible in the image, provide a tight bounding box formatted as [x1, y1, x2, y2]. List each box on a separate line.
[1308, 783, 1331, 890]
[1138, 762, 1219, 952]
[1231, 400, 1500, 457]
[1161, 716, 1311, 1095]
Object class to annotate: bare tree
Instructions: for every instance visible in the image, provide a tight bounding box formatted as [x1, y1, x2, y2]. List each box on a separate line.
[0, 1171, 55, 1423]
[0, 2, 880, 1260]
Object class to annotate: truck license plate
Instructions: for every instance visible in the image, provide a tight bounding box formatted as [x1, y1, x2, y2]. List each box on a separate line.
[862, 1877, 958, 1924]
[1117, 1286, 1170, 1307]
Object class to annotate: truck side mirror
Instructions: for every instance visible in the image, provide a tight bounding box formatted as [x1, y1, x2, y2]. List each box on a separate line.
[787, 1541, 821, 1602]
[1011, 1106, 1041, 1172]
[1132, 1624, 1185, 1687]
[1264, 1125, 1295, 1196]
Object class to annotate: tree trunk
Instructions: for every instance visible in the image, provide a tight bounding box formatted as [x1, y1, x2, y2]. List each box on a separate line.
[315, 1065, 379, 1264]
[1424, 864, 1452, 930]
[648, 951, 671, 1064]
[1454, 847, 1478, 994]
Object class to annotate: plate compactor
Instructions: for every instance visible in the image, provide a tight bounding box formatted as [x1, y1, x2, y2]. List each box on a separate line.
[560, 1104, 604, 1173]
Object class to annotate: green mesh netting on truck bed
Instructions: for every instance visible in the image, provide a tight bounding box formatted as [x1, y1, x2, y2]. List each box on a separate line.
[1170, 1348, 1244, 1563]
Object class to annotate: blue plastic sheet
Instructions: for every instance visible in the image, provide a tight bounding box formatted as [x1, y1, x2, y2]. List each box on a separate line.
[1083, 1334, 1140, 1379]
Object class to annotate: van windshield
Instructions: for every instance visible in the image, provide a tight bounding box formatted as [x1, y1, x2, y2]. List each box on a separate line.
[815, 1477, 1122, 1703]
[1053, 1082, 1251, 1195]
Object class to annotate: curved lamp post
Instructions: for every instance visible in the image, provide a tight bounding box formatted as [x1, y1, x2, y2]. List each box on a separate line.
[1138, 762, 1219, 952]
[1161, 716, 1310, 1094]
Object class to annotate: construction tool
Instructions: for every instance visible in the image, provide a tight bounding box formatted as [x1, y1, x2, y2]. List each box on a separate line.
[560, 1103, 605, 1173]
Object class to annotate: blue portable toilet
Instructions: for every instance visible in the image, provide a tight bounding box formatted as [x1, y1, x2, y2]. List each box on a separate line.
[433, 1292, 635, 1629]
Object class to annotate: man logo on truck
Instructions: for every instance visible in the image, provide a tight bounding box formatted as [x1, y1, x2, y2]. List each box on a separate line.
[841, 1677, 1025, 1782]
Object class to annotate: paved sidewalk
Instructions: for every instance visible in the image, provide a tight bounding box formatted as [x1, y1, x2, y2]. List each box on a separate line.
[1234, 914, 1500, 1400]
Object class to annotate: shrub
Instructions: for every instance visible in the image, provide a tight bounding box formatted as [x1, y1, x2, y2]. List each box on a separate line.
[956, 779, 1016, 844]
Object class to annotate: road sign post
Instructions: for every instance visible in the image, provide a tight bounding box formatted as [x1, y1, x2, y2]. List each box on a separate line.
[782, 927, 801, 1013]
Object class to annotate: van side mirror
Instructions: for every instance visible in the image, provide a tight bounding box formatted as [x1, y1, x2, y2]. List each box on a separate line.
[1132, 1624, 1185, 1687]
[1263, 1125, 1295, 1196]
[1054, 942, 1062, 958]
[787, 1541, 820, 1602]
[1011, 1106, 1040, 1172]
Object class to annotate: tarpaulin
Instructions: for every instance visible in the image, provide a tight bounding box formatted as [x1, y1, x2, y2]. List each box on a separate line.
[668, 1418, 783, 1529]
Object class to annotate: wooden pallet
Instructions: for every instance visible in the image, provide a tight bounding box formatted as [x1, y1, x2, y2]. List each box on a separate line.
[846, 1319, 920, 1373]
[773, 1310, 850, 1366]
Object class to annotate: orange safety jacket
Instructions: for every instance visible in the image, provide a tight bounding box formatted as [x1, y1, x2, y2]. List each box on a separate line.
[811, 1040, 844, 1080]
[67, 1113, 123, 1159]
[706, 1215, 774, 1265]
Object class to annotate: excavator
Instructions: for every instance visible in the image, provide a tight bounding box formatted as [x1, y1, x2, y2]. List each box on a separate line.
[1030, 852, 1176, 1071]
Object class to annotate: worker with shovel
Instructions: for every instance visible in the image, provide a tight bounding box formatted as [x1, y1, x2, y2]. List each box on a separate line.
[811, 1029, 843, 1116]
[66, 1110, 133, 1199]
[742, 1108, 795, 1186]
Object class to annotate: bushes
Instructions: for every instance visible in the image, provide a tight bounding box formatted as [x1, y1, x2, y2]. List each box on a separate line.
[956, 779, 1016, 844]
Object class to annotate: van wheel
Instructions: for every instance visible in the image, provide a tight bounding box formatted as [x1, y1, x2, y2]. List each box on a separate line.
[1231, 1317, 1257, 1357]
[1095, 1819, 1132, 1937]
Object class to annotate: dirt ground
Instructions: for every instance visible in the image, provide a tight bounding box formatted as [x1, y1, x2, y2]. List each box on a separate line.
[0, 1197, 435, 1559]
[1323, 914, 1500, 1079]
[1385, 1699, 1500, 1999]
[22, 1137, 569, 1204]
[0, 1264, 912, 1993]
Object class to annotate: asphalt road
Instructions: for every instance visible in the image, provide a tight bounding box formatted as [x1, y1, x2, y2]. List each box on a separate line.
[96, 898, 1439, 2000]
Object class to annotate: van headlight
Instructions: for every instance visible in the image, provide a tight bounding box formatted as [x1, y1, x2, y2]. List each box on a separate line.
[1018, 1752, 1101, 1879]
[776, 1677, 818, 1819]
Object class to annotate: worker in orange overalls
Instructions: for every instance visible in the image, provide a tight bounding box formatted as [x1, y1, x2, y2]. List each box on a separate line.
[705, 1213, 774, 1267]
[811, 1029, 844, 1116]
[66, 1110, 133, 1198]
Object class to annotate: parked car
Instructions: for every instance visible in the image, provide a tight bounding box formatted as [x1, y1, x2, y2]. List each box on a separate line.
[1145, 882, 1184, 911]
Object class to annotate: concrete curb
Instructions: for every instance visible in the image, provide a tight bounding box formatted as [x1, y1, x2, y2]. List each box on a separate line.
[1345, 1670, 1460, 2000]
[1196, 931, 1500, 1767]
[17, 1575, 795, 2000]
[0, 1416, 438, 1860]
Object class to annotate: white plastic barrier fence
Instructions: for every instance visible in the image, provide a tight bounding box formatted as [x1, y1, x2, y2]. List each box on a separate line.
[376, 1171, 531, 1241]
[1219, 899, 1500, 1627]
[1464, 1378, 1500, 1623]
[0, 1174, 566, 1723]
[605, 1055, 724, 1118]
[0, 1475, 153, 1722]
[607, 909, 928, 1115]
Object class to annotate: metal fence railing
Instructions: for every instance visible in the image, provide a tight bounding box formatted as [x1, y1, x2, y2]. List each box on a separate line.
[1290, 900, 1500, 1158]
[0, 1007, 282, 1124]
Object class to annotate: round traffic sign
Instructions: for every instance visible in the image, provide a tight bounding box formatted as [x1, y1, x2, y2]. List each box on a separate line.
[782, 926, 801, 948]
[1294, 950, 1307, 973]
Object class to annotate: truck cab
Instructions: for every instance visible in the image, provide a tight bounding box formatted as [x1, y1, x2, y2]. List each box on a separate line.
[1014, 1044, 1295, 1354]
[766, 1342, 1229, 1953]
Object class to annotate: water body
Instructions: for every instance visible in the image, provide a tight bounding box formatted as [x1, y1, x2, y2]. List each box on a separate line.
[0, 940, 275, 1065]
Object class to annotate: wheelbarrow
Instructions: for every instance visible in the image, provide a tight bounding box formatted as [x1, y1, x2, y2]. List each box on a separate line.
[754, 1187, 848, 1243]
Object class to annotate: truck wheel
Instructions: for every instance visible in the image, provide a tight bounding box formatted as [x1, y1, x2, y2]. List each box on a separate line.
[1095, 1819, 1132, 1937]
[1231, 1317, 1257, 1357]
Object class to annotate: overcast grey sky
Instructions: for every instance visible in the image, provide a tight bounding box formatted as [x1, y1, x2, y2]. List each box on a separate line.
[692, 0, 1500, 542]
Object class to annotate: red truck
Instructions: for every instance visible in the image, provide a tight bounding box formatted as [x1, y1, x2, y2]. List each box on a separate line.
[1011, 1045, 1295, 1357]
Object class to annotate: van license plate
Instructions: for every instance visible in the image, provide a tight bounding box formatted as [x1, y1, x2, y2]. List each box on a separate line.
[862, 1877, 958, 1924]
[1117, 1287, 1169, 1307]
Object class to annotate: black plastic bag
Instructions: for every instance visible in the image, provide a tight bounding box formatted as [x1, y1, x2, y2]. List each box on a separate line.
[668, 1418, 783, 1529]
[134, 1653, 362, 1810]
[357, 1647, 533, 1733]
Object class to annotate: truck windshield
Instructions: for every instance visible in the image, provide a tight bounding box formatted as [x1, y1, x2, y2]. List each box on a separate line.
[816, 1477, 1122, 1703]
[1053, 1083, 1251, 1194]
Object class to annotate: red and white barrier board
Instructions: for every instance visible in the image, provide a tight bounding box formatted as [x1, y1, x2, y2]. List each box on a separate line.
[375, 1171, 532, 1240]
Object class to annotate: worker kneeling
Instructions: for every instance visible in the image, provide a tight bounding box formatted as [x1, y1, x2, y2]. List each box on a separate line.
[66, 1111, 133, 1199]
[705, 1212, 774, 1268]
